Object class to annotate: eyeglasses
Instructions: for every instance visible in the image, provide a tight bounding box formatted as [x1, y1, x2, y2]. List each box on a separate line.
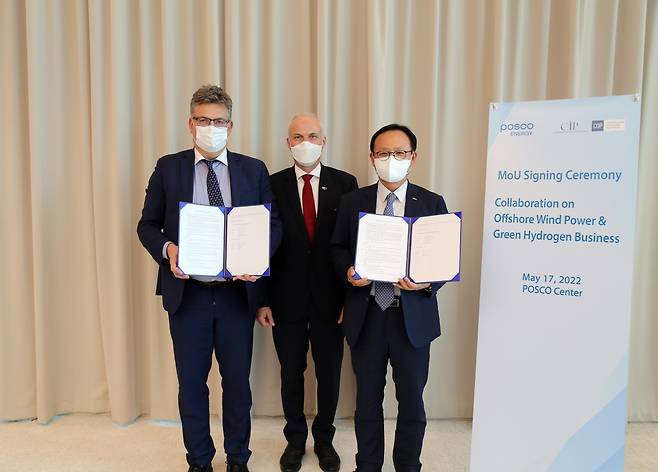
[192, 116, 230, 128]
[373, 150, 413, 161]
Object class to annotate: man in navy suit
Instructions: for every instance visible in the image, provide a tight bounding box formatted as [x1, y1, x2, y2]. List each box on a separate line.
[137, 85, 281, 472]
[330, 124, 448, 472]
[256, 114, 358, 472]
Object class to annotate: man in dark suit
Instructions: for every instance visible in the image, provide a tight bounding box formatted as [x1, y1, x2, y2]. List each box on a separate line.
[330, 124, 449, 472]
[137, 85, 281, 472]
[256, 114, 358, 472]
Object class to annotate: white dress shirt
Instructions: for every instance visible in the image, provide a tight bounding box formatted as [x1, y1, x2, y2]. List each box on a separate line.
[192, 147, 231, 207]
[375, 179, 407, 216]
[294, 162, 321, 215]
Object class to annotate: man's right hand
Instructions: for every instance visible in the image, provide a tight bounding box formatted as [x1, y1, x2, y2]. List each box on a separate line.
[166, 243, 189, 280]
[347, 266, 370, 287]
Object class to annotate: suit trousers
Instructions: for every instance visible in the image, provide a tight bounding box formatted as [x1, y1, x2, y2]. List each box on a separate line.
[272, 310, 344, 447]
[350, 299, 431, 472]
[168, 280, 254, 467]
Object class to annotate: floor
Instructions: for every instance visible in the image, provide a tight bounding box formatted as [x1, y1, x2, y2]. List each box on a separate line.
[1, 414, 657, 471]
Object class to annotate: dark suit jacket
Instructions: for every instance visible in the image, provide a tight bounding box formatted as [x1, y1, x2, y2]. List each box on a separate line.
[269, 165, 358, 323]
[330, 182, 449, 348]
[137, 148, 282, 314]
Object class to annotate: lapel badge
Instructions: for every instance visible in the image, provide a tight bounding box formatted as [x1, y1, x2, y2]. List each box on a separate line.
[321, 186, 328, 191]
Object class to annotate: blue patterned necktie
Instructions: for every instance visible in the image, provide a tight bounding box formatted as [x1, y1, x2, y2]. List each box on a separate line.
[203, 159, 225, 207]
[374, 192, 397, 310]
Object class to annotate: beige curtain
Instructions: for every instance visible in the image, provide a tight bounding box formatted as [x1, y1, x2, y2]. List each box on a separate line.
[1, 0, 656, 425]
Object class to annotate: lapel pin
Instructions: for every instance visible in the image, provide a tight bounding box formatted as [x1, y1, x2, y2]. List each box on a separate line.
[321, 186, 328, 191]
[412, 196, 418, 201]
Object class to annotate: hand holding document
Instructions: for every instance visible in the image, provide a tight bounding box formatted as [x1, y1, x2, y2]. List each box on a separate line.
[354, 212, 462, 283]
[177, 202, 271, 277]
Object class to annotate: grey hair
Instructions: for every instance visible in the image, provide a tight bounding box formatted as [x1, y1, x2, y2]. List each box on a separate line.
[190, 84, 233, 117]
[288, 113, 325, 136]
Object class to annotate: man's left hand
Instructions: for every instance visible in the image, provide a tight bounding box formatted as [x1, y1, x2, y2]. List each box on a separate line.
[394, 277, 431, 291]
[233, 274, 260, 282]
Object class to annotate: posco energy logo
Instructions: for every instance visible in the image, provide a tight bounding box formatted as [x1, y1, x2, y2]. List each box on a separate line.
[500, 122, 535, 136]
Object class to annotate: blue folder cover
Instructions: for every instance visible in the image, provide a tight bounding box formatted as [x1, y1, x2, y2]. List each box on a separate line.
[179, 202, 271, 278]
[355, 211, 462, 284]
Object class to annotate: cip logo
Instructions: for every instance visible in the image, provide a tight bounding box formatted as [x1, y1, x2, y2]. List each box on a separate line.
[555, 121, 586, 134]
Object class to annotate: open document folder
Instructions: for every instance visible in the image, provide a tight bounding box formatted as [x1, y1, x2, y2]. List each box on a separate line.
[354, 212, 462, 283]
[177, 202, 271, 277]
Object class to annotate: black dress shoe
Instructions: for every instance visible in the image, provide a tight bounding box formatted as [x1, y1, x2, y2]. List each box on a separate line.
[314, 442, 340, 472]
[188, 465, 213, 472]
[226, 463, 249, 472]
[280, 443, 305, 472]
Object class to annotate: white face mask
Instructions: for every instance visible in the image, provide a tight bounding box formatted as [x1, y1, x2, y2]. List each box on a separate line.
[373, 157, 412, 183]
[290, 141, 323, 166]
[195, 125, 228, 154]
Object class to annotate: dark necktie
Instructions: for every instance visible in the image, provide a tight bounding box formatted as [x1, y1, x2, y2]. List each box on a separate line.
[374, 192, 397, 310]
[301, 174, 316, 243]
[203, 159, 225, 207]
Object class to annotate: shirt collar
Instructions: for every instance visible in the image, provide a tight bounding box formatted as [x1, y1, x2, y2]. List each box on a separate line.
[294, 162, 322, 180]
[194, 147, 228, 166]
[377, 179, 408, 205]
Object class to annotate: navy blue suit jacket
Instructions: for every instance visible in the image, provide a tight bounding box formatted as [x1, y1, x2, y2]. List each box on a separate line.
[330, 183, 448, 348]
[137, 148, 282, 314]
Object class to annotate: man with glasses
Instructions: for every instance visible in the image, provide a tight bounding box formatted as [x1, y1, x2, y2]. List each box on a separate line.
[330, 124, 448, 472]
[256, 114, 358, 472]
[137, 84, 281, 472]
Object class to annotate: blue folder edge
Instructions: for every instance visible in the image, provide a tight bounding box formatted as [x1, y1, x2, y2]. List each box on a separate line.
[178, 202, 189, 275]
[353, 212, 367, 279]
[261, 203, 272, 276]
[450, 211, 463, 282]
[220, 206, 229, 277]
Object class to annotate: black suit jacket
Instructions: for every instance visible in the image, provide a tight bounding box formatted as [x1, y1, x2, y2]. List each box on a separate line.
[330, 182, 449, 348]
[137, 148, 282, 314]
[269, 165, 358, 323]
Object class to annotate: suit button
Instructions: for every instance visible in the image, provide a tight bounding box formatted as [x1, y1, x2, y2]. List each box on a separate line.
[364, 296, 369, 301]
[307, 250, 311, 255]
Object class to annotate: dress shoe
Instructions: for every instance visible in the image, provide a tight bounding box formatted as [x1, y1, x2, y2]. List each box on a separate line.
[188, 465, 212, 472]
[226, 463, 249, 472]
[279, 443, 305, 472]
[314, 442, 340, 472]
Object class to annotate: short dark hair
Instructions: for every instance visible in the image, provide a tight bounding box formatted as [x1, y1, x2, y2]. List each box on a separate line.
[190, 84, 233, 117]
[369, 123, 417, 152]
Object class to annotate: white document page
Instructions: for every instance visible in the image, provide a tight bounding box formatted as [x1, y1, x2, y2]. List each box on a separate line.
[178, 203, 225, 276]
[408, 213, 461, 283]
[225, 205, 270, 276]
[354, 213, 409, 282]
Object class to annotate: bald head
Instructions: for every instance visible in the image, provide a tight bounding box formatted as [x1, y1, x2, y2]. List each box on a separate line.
[287, 114, 325, 146]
